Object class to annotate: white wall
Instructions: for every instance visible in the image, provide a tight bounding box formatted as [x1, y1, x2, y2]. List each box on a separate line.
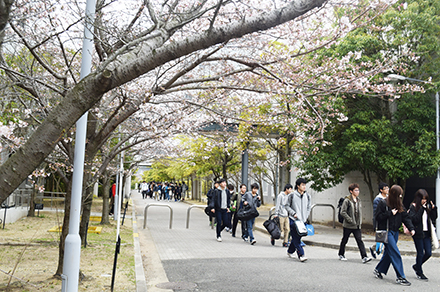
[291, 170, 377, 228]
[0, 207, 29, 224]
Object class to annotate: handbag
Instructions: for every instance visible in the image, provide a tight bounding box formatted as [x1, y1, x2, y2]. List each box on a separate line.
[375, 217, 389, 244]
[236, 204, 259, 221]
[293, 219, 308, 237]
[430, 221, 439, 249]
[263, 215, 281, 239]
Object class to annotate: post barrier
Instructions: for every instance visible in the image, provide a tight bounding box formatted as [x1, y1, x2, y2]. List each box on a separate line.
[143, 203, 173, 229]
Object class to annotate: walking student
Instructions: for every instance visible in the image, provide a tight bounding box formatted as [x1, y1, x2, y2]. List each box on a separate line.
[206, 181, 219, 226]
[231, 184, 247, 239]
[141, 181, 148, 199]
[242, 183, 261, 245]
[373, 185, 415, 286]
[285, 178, 311, 262]
[274, 183, 292, 247]
[370, 182, 389, 259]
[338, 183, 372, 263]
[408, 189, 437, 280]
[225, 184, 235, 233]
[209, 178, 232, 242]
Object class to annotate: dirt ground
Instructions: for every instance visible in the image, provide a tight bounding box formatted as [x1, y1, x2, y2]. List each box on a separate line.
[0, 199, 136, 291]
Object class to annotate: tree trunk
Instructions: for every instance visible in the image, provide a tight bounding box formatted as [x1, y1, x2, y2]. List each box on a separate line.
[27, 183, 36, 217]
[101, 173, 110, 224]
[361, 169, 375, 203]
[79, 188, 93, 246]
[55, 178, 72, 276]
[257, 177, 265, 205]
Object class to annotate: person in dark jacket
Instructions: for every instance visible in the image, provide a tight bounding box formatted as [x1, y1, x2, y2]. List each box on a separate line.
[408, 189, 438, 280]
[230, 184, 247, 238]
[373, 185, 415, 286]
[206, 181, 219, 226]
[338, 183, 371, 263]
[209, 178, 231, 242]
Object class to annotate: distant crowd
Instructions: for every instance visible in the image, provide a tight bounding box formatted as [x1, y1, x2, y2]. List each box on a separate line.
[139, 181, 188, 202]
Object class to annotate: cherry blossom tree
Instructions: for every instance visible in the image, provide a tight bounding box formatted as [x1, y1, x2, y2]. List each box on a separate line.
[0, 0, 341, 205]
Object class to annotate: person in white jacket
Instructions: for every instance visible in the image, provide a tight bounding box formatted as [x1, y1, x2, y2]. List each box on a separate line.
[273, 183, 293, 247]
[285, 178, 311, 262]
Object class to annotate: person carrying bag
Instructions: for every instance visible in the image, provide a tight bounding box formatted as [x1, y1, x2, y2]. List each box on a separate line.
[373, 185, 415, 286]
[285, 178, 311, 262]
[241, 183, 261, 245]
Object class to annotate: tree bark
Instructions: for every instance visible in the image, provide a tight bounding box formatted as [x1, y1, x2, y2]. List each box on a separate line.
[55, 177, 72, 276]
[101, 172, 110, 224]
[27, 183, 36, 217]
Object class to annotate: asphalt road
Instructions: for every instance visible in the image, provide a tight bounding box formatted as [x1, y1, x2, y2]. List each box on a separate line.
[134, 192, 440, 292]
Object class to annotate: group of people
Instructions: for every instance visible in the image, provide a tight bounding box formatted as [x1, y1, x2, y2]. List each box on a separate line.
[207, 177, 311, 263]
[207, 177, 438, 286]
[207, 178, 262, 244]
[139, 181, 188, 202]
[337, 182, 438, 286]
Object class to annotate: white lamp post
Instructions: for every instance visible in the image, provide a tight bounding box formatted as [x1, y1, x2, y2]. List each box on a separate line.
[387, 74, 439, 237]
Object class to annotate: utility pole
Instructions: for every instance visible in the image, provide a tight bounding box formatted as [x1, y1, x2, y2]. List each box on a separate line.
[61, 1, 96, 291]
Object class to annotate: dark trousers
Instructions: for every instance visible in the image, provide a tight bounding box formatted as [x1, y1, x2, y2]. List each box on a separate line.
[231, 211, 246, 237]
[215, 209, 231, 238]
[338, 227, 367, 258]
[413, 233, 432, 274]
[287, 218, 305, 256]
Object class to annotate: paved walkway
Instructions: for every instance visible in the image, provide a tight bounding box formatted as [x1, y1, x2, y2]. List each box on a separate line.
[131, 190, 440, 291]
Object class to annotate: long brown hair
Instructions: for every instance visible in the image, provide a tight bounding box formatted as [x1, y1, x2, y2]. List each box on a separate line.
[412, 189, 430, 213]
[386, 185, 404, 213]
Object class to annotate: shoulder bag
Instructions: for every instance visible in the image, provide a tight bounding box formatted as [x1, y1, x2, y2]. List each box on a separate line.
[236, 204, 259, 221]
[430, 221, 439, 249]
[375, 213, 388, 244]
[293, 219, 308, 237]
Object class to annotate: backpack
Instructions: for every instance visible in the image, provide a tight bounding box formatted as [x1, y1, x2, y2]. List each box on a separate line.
[337, 197, 349, 224]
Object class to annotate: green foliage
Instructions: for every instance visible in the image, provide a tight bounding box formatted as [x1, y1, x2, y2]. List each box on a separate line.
[295, 0, 440, 199]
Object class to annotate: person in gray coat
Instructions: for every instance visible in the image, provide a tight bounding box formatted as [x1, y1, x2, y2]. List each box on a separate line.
[285, 178, 311, 262]
[338, 183, 372, 263]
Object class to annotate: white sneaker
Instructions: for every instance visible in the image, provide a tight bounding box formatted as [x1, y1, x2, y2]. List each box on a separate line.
[287, 253, 295, 259]
[362, 257, 372, 264]
[251, 240, 256, 245]
[217, 237, 222, 242]
[299, 255, 308, 262]
[339, 255, 347, 261]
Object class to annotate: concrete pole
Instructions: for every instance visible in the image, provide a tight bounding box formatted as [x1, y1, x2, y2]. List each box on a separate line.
[114, 171, 119, 219]
[436, 92, 440, 237]
[116, 151, 124, 239]
[61, 0, 96, 291]
[241, 144, 249, 188]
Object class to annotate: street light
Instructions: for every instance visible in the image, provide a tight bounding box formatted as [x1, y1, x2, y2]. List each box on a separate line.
[388, 74, 439, 238]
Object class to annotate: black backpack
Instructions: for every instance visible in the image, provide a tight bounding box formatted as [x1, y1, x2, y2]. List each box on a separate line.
[337, 197, 349, 224]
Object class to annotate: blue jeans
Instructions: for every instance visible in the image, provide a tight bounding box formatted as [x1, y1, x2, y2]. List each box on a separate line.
[246, 218, 256, 241]
[413, 234, 432, 274]
[375, 230, 405, 278]
[215, 209, 231, 238]
[288, 218, 305, 257]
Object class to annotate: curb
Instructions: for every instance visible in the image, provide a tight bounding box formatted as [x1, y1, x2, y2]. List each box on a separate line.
[132, 204, 148, 292]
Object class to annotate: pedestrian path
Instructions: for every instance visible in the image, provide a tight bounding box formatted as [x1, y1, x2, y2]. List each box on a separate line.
[131, 191, 440, 291]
